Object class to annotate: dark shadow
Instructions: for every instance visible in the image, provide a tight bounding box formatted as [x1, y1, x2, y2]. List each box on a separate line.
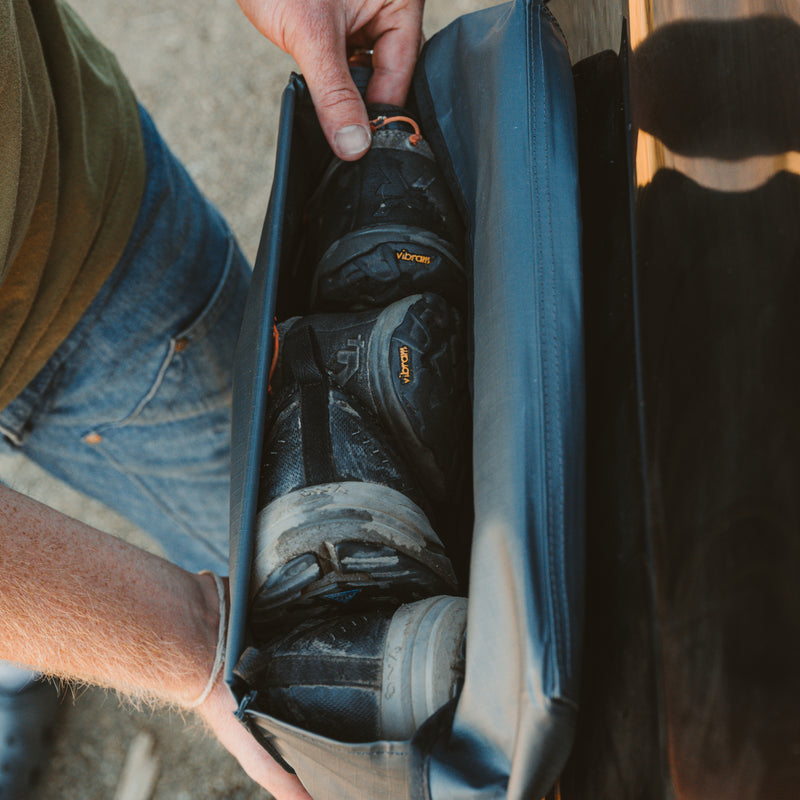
[631, 16, 800, 158]
[637, 168, 800, 799]
[565, 13, 800, 799]
[561, 46, 665, 800]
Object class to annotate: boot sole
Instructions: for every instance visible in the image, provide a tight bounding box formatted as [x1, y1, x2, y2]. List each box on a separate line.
[370, 294, 468, 502]
[311, 226, 465, 312]
[250, 482, 458, 635]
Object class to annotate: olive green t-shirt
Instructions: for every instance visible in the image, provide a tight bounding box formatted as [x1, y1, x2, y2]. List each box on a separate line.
[0, 0, 146, 409]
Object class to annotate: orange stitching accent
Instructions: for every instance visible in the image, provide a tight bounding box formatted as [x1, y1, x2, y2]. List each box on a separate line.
[268, 321, 279, 394]
[369, 115, 423, 146]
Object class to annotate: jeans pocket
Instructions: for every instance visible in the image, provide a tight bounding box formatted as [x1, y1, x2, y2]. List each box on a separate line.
[94, 233, 249, 437]
[71, 234, 249, 563]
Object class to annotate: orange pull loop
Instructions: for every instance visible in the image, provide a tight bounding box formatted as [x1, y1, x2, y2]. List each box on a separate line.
[369, 115, 423, 146]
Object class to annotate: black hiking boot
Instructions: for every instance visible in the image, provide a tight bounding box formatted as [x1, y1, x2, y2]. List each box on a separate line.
[275, 292, 468, 512]
[237, 595, 467, 742]
[250, 318, 458, 639]
[303, 105, 466, 312]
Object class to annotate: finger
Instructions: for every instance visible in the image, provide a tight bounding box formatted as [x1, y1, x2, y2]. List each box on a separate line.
[237, 733, 313, 800]
[293, 27, 372, 160]
[201, 682, 313, 799]
[364, 3, 424, 106]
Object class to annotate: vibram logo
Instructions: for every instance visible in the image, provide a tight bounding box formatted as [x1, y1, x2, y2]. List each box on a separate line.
[398, 345, 412, 384]
[395, 248, 432, 265]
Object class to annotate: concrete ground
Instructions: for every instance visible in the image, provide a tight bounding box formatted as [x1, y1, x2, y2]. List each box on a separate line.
[2, 0, 497, 798]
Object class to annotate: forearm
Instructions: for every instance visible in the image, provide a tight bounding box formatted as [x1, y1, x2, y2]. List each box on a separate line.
[0, 485, 312, 798]
[0, 483, 218, 706]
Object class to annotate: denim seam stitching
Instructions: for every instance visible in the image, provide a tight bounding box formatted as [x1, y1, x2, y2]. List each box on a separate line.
[174, 233, 238, 344]
[87, 233, 239, 434]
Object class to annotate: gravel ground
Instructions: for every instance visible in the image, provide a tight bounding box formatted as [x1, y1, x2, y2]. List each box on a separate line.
[2, 1, 497, 798]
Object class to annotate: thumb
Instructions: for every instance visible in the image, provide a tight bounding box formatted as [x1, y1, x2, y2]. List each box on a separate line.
[294, 37, 372, 161]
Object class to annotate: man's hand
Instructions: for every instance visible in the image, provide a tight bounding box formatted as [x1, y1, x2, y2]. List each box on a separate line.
[189, 574, 313, 800]
[236, 0, 425, 159]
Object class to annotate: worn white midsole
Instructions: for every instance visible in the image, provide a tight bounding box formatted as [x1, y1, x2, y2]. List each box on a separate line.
[251, 482, 456, 596]
[379, 595, 468, 740]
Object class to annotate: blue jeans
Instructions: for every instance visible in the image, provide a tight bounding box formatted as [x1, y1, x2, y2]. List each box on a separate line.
[0, 105, 251, 575]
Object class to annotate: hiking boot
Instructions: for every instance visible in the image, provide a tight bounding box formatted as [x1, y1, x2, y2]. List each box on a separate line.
[236, 595, 467, 742]
[303, 105, 466, 312]
[275, 293, 468, 511]
[250, 319, 458, 638]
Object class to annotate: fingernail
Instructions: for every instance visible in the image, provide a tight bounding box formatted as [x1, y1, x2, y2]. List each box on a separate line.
[334, 124, 371, 156]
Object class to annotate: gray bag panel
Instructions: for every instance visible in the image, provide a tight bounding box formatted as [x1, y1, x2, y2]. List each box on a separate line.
[415, 3, 584, 797]
[227, 2, 585, 798]
[245, 710, 415, 800]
